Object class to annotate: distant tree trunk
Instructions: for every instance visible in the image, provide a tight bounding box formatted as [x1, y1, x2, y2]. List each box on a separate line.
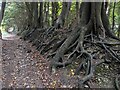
[76, 2, 79, 24]
[54, 2, 71, 28]
[51, 2, 59, 26]
[43, 2, 46, 27]
[25, 2, 33, 27]
[45, 2, 49, 27]
[112, 2, 116, 30]
[45, 2, 71, 35]
[54, 2, 59, 21]
[0, 2, 6, 38]
[118, 25, 120, 38]
[38, 2, 43, 28]
[105, 2, 108, 12]
[52, 2, 55, 26]
[107, 2, 112, 18]
[0, 2, 6, 25]
[33, 2, 38, 28]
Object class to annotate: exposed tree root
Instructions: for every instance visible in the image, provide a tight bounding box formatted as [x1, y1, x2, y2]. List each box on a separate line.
[49, 31, 120, 87]
[49, 21, 120, 88]
[44, 26, 55, 36]
[19, 2, 120, 88]
[114, 75, 120, 90]
[24, 29, 35, 40]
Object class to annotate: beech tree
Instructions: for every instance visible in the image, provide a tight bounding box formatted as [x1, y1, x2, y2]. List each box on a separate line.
[0, 2, 6, 38]
[46, 2, 71, 35]
[48, 2, 120, 87]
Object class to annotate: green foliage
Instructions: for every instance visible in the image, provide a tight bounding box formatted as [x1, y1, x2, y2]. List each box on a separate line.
[108, 1, 120, 36]
[2, 2, 26, 31]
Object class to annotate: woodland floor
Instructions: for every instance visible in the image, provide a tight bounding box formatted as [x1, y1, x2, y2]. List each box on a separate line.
[1, 32, 120, 88]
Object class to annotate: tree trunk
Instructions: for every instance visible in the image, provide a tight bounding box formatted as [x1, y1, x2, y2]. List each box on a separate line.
[107, 2, 112, 17]
[33, 2, 38, 28]
[43, 2, 46, 27]
[47, 2, 49, 27]
[48, 2, 120, 87]
[25, 2, 33, 27]
[0, 2, 6, 38]
[76, 2, 79, 24]
[51, 2, 58, 26]
[112, 2, 116, 31]
[118, 25, 120, 38]
[38, 2, 43, 28]
[52, 2, 56, 26]
[0, 2, 6, 25]
[54, 2, 71, 28]
[54, 2, 59, 22]
[44, 2, 71, 35]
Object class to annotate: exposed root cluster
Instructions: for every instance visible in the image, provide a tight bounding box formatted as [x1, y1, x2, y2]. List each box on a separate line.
[19, 2, 120, 88]
[49, 31, 120, 87]
[115, 75, 120, 90]
[20, 24, 120, 88]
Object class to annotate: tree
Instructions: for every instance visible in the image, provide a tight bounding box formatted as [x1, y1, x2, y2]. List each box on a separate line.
[38, 2, 43, 28]
[76, 2, 79, 24]
[0, 2, 6, 38]
[118, 24, 120, 37]
[48, 2, 120, 87]
[46, 2, 71, 35]
[112, 2, 116, 30]
[33, 2, 38, 28]
[45, 2, 49, 27]
[0, 2, 6, 25]
[51, 2, 58, 26]
[25, 2, 34, 27]
[54, 2, 71, 28]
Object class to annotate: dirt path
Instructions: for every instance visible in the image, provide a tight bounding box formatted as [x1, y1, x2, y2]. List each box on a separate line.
[2, 35, 49, 88]
[1, 33, 76, 88]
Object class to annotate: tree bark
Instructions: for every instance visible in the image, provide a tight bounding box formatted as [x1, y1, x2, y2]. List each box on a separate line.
[118, 25, 120, 38]
[33, 2, 38, 28]
[0, 2, 6, 38]
[51, 2, 58, 26]
[43, 2, 46, 27]
[25, 2, 33, 27]
[47, 2, 49, 27]
[112, 2, 116, 31]
[107, 2, 112, 17]
[54, 2, 59, 22]
[0, 2, 6, 25]
[54, 2, 71, 28]
[48, 2, 120, 86]
[76, 2, 79, 24]
[38, 2, 43, 28]
[52, 2, 56, 26]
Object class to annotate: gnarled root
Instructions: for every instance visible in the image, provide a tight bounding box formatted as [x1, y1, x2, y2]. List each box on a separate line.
[49, 27, 120, 87]
[114, 75, 120, 90]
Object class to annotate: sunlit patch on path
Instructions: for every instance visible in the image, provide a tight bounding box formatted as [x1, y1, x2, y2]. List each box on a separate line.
[1, 31, 19, 40]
